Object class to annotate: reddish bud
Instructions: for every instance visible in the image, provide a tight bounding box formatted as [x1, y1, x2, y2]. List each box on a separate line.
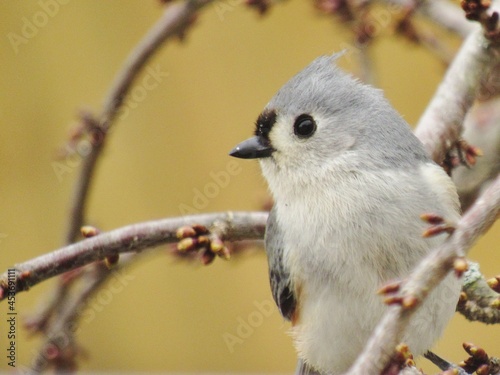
[459, 291, 468, 303]
[177, 238, 196, 252]
[104, 254, 119, 269]
[377, 280, 401, 295]
[384, 296, 403, 305]
[453, 257, 469, 277]
[402, 295, 419, 310]
[218, 246, 231, 261]
[476, 364, 490, 375]
[210, 237, 225, 253]
[420, 213, 445, 224]
[487, 276, 500, 292]
[176, 226, 196, 239]
[81, 226, 99, 238]
[200, 249, 216, 265]
[19, 270, 31, 280]
[192, 224, 209, 235]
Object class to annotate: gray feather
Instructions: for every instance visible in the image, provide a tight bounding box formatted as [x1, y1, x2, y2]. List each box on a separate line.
[265, 206, 296, 321]
[295, 358, 324, 375]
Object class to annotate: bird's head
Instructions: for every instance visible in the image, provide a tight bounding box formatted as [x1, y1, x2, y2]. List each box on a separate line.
[230, 54, 428, 191]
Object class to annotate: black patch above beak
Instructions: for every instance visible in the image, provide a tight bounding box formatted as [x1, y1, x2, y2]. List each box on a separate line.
[229, 136, 274, 159]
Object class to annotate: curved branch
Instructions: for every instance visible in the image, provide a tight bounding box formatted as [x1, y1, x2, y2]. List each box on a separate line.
[414, 26, 500, 165]
[64, 0, 213, 244]
[0, 211, 267, 300]
[27, 2, 213, 370]
[346, 174, 500, 375]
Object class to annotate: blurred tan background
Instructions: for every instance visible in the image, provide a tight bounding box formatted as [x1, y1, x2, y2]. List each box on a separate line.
[0, 1, 499, 373]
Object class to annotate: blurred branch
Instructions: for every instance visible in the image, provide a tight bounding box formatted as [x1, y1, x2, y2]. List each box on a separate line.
[345, 174, 500, 375]
[415, 0, 500, 167]
[380, 0, 473, 38]
[32, 2, 213, 371]
[28, 263, 111, 374]
[65, 0, 212, 245]
[453, 97, 500, 211]
[415, 24, 500, 165]
[416, 0, 474, 38]
[0, 211, 267, 300]
[356, 42, 376, 84]
[462, 0, 500, 39]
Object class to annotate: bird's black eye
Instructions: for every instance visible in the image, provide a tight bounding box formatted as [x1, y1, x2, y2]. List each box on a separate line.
[293, 114, 316, 138]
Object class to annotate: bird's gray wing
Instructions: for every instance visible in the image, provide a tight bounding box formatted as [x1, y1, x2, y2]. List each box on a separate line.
[265, 206, 296, 321]
[295, 358, 324, 375]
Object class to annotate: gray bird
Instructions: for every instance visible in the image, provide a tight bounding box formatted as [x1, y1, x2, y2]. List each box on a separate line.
[230, 54, 461, 374]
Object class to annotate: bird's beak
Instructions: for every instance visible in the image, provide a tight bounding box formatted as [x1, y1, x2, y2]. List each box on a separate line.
[229, 136, 274, 159]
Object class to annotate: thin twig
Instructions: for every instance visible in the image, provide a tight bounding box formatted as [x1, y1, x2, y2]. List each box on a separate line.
[345, 174, 500, 375]
[0, 212, 267, 300]
[424, 351, 469, 375]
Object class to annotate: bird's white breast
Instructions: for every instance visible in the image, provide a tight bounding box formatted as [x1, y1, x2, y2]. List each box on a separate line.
[270, 165, 461, 374]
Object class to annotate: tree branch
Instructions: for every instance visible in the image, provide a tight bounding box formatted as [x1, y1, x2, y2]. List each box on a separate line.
[64, 0, 213, 245]
[414, 25, 500, 165]
[4, 2, 500, 373]
[0, 212, 267, 300]
[345, 174, 500, 375]
[25, 2, 212, 371]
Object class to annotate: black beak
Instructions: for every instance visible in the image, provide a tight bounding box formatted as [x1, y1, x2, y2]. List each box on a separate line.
[229, 136, 274, 159]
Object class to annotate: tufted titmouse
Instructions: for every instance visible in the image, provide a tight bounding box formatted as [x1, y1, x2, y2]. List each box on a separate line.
[230, 54, 461, 374]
